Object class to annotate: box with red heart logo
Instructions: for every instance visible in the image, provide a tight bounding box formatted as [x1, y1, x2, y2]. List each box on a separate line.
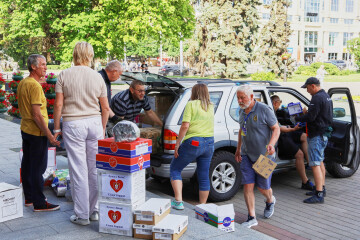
[98, 137, 152, 158]
[134, 198, 171, 225]
[96, 153, 150, 173]
[97, 169, 145, 204]
[99, 201, 144, 236]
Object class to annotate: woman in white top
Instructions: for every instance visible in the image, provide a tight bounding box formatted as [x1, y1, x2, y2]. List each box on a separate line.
[316, 65, 327, 88]
[53, 42, 110, 226]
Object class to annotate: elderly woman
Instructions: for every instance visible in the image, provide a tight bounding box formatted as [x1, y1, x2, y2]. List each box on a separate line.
[53, 42, 110, 225]
[170, 83, 214, 210]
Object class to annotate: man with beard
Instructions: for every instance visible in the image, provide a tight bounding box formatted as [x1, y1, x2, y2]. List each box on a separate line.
[235, 85, 280, 228]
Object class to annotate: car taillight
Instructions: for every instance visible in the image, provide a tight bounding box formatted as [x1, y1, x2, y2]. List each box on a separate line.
[164, 129, 178, 150]
[161, 68, 166, 71]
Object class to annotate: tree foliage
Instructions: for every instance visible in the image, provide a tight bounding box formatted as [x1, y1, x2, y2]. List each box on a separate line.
[186, 0, 261, 78]
[256, 0, 293, 76]
[347, 38, 360, 68]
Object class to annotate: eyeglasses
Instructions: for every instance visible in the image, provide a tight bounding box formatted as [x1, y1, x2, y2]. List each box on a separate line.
[134, 88, 146, 93]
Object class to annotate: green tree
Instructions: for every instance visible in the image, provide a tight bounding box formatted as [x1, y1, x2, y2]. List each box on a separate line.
[347, 38, 360, 68]
[256, 0, 293, 77]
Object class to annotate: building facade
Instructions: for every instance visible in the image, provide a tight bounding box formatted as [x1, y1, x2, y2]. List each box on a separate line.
[260, 0, 360, 64]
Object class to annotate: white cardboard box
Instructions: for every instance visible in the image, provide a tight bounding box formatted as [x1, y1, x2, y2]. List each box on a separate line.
[99, 200, 144, 236]
[133, 223, 153, 239]
[0, 182, 23, 223]
[134, 198, 171, 225]
[195, 203, 235, 232]
[152, 214, 188, 240]
[97, 169, 145, 204]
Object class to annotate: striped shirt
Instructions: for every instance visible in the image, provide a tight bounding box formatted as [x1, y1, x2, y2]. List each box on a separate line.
[110, 89, 151, 121]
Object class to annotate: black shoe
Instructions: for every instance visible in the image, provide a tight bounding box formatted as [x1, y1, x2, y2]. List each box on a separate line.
[34, 202, 60, 212]
[303, 195, 324, 204]
[301, 180, 315, 191]
[306, 186, 326, 197]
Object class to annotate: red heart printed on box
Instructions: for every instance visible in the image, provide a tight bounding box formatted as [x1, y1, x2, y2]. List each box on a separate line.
[109, 157, 117, 168]
[110, 179, 123, 193]
[110, 142, 118, 153]
[108, 210, 121, 224]
[138, 155, 144, 170]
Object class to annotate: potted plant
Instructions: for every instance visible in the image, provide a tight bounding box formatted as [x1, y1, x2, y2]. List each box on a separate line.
[12, 71, 24, 81]
[0, 89, 6, 102]
[0, 74, 5, 88]
[46, 73, 58, 84]
[43, 83, 56, 99]
[8, 80, 19, 93]
[7, 93, 18, 108]
[0, 100, 9, 113]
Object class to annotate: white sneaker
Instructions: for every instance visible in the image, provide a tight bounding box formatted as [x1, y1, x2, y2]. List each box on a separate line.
[241, 215, 258, 228]
[89, 211, 99, 221]
[264, 195, 276, 219]
[70, 215, 90, 225]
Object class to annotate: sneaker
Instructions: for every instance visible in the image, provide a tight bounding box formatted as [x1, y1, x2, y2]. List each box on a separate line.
[306, 186, 326, 197]
[171, 199, 184, 210]
[264, 196, 276, 219]
[89, 211, 99, 221]
[25, 200, 33, 207]
[303, 195, 324, 204]
[241, 215, 258, 228]
[33, 202, 60, 212]
[301, 180, 315, 191]
[70, 215, 90, 225]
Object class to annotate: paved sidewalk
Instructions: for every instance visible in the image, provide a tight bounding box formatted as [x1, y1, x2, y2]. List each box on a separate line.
[0, 117, 273, 240]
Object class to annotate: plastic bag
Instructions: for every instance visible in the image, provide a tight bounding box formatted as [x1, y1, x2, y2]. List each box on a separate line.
[112, 120, 140, 142]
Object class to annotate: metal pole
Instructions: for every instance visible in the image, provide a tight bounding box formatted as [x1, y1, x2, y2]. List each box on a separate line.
[159, 31, 162, 67]
[180, 33, 183, 76]
[284, 59, 287, 82]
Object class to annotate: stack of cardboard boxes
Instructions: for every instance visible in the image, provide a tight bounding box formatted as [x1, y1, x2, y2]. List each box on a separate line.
[96, 137, 152, 236]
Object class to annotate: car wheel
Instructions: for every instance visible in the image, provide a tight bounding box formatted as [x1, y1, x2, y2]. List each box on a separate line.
[208, 151, 241, 202]
[168, 71, 174, 76]
[325, 160, 359, 178]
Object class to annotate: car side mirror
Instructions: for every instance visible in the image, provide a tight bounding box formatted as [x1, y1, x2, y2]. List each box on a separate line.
[333, 107, 345, 118]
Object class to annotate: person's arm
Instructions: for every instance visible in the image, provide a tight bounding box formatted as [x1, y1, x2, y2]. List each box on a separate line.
[280, 123, 302, 133]
[53, 92, 64, 140]
[99, 96, 110, 137]
[174, 122, 190, 158]
[235, 127, 242, 163]
[32, 104, 59, 146]
[267, 123, 280, 155]
[295, 96, 320, 123]
[145, 109, 163, 127]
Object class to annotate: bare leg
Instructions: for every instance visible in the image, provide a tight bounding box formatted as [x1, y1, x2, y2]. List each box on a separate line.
[320, 161, 326, 186]
[300, 133, 309, 164]
[243, 183, 256, 216]
[199, 191, 209, 204]
[311, 166, 324, 191]
[171, 180, 183, 202]
[295, 150, 308, 183]
[258, 187, 273, 203]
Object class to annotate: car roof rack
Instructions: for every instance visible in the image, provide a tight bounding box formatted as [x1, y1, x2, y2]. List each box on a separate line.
[173, 78, 281, 86]
[233, 80, 281, 86]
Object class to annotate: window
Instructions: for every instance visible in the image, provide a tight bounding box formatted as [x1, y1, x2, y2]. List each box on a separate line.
[304, 31, 318, 46]
[346, 0, 354, 13]
[344, 19, 354, 25]
[343, 33, 354, 46]
[263, 0, 272, 5]
[331, 93, 351, 122]
[304, 0, 320, 22]
[328, 53, 338, 60]
[330, 18, 339, 23]
[343, 53, 351, 60]
[329, 32, 338, 46]
[262, 13, 271, 20]
[331, 0, 339, 11]
[229, 91, 265, 122]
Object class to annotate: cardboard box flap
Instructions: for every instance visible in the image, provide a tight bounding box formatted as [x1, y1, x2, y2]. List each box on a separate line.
[134, 198, 171, 216]
[218, 204, 235, 217]
[195, 203, 235, 222]
[152, 214, 188, 234]
[0, 182, 20, 192]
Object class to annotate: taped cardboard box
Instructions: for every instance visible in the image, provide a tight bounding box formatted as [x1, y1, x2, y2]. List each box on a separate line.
[252, 154, 277, 179]
[134, 198, 171, 225]
[152, 214, 188, 240]
[133, 223, 153, 239]
[96, 153, 150, 173]
[98, 169, 145, 204]
[195, 203, 235, 232]
[99, 200, 144, 237]
[140, 128, 162, 154]
[98, 137, 152, 158]
[0, 182, 23, 223]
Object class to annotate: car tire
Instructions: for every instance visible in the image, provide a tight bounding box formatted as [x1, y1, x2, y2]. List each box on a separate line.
[208, 151, 241, 202]
[168, 71, 174, 76]
[325, 160, 359, 178]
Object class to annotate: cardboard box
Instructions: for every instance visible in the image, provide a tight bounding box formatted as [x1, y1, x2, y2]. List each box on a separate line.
[98, 138, 152, 158]
[252, 154, 277, 179]
[134, 198, 171, 225]
[140, 128, 162, 154]
[195, 203, 235, 232]
[152, 214, 188, 240]
[0, 183, 23, 223]
[96, 153, 150, 173]
[99, 201, 144, 237]
[98, 169, 145, 204]
[133, 223, 153, 239]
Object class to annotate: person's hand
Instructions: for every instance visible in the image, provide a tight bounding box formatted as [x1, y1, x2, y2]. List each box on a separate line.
[48, 134, 60, 147]
[302, 106, 308, 114]
[54, 132, 61, 141]
[267, 144, 275, 155]
[235, 149, 242, 163]
[293, 123, 302, 131]
[174, 144, 180, 158]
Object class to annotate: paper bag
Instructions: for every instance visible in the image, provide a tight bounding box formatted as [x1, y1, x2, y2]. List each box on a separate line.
[252, 153, 277, 179]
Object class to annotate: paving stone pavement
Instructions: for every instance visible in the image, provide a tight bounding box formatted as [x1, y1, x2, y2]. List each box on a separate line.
[0, 117, 274, 240]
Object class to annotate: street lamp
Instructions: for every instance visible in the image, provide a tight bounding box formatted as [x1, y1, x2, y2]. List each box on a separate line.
[179, 32, 183, 76]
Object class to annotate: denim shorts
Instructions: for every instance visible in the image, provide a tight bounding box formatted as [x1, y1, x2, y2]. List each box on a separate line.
[240, 155, 272, 190]
[308, 135, 328, 167]
[170, 137, 214, 191]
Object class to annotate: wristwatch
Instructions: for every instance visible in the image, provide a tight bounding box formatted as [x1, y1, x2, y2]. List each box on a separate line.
[53, 129, 61, 133]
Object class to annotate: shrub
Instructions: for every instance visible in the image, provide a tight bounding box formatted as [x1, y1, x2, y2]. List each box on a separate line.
[46, 65, 61, 70]
[60, 62, 71, 69]
[251, 71, 276, 81]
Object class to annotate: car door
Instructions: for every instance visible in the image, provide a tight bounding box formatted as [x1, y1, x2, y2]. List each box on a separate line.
[325, 88, 360, 169]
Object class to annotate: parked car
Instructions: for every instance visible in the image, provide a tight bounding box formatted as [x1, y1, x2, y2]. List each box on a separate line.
[325, 60, 347, 70]
[121, 72, 360, 202]
[158, 65, 189, 76]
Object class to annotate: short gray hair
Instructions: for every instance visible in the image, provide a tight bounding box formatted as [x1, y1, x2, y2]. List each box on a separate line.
[27, 54, 46, 72]
[105, 60, 122, 71]
[236, 84, 253, 98]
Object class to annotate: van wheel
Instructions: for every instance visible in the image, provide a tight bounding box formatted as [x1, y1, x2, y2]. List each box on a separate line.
[208, 151, 241, 202]
[325, 160, 359, 178]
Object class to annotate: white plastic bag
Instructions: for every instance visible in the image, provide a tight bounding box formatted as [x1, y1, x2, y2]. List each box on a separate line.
[112, 120, 140, 142]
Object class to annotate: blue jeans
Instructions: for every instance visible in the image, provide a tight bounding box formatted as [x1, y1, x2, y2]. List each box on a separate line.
[170, 137, 214, 191]
[308, 135, 328, 167]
